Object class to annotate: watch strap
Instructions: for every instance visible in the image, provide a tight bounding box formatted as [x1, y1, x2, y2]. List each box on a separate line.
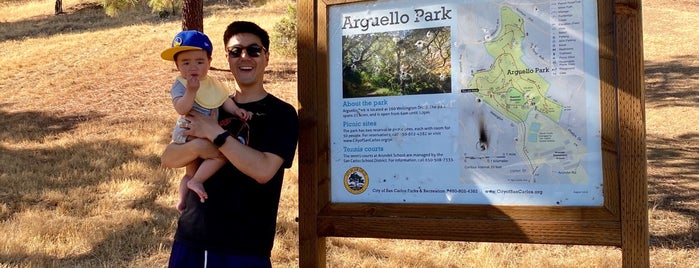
[213, 131, 231, 147]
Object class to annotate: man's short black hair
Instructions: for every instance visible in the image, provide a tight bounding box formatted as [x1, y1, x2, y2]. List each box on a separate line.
[223, 21, 270, 52]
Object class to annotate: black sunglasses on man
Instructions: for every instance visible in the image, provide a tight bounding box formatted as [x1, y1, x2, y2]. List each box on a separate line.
[227, 44, 266, 58]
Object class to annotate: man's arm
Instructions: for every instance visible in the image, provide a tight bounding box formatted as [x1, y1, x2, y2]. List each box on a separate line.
[180, 111, 284, 184]
[160, 138, 221, 168]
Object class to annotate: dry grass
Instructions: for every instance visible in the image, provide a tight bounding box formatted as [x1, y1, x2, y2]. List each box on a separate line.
[642, 2, 699, 266]
[0, 0, 697, 267]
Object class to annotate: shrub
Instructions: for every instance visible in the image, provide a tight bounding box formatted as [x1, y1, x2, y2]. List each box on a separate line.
[272, 3, 297, 57]
[102, 0, 180, 17]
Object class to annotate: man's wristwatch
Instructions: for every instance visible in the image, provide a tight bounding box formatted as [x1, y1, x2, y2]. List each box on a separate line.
[213, 131, 231, 148]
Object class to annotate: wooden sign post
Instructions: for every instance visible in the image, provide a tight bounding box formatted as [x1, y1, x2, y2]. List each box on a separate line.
[297, 0, 647, 267]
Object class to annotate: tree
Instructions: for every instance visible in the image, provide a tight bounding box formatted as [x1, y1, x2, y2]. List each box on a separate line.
[55, 0, 63, 15]
[181, 0, 203, 32]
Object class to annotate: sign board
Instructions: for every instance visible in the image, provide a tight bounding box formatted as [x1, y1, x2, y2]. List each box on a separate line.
[297, 0, 647, 267]
[328, 1, 603, 206]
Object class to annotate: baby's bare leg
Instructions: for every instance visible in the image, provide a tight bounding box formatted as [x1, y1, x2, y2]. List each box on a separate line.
[177, 175, 191, 212]
[177, 161, 198, 212]
[187, 156, 226, 203]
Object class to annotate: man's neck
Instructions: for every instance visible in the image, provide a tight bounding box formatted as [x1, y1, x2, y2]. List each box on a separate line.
[234, 86, 268, 103]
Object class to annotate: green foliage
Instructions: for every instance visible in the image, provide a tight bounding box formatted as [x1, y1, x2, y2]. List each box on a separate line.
[102, 0, 138, 16]
[148, 0, 180, 16]
[342, 27, 452, 97]
[271, 3, 297, 57]
[102, 0, 180, 17]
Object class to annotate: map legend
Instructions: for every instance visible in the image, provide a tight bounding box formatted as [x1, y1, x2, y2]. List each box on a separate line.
[550, 0, 584, 76]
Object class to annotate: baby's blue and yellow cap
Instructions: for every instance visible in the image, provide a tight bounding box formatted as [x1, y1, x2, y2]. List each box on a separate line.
[161, 30, 213, 61]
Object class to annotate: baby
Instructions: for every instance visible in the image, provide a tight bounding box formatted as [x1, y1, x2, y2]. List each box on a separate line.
[161, 30, 251, 211]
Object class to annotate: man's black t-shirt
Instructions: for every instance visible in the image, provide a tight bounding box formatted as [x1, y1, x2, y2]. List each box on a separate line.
[174, 93, 298, 257]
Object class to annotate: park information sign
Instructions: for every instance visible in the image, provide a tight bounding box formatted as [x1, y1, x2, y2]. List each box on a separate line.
[328, 0, 603, 206]
[299, 0, 648, 266]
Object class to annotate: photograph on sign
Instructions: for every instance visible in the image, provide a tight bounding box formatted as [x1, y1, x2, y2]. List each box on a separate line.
[328, 0, 603, 206]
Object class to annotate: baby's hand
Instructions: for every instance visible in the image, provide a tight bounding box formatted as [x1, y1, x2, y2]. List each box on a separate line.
[185, 75, 200, 92]
[237, 109, 253, 121]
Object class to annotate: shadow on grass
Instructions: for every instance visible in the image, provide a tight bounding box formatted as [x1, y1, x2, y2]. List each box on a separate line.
[644, 56, 699, 108]
[0, 2, 170, 42]
[0, 108, 178, 265]
[0, 108, 100, 142]
[646, 133, 699, 249]
[265, 61, 298, 81]
[644, 56, 699, 249]
[0, 0, 256, 42]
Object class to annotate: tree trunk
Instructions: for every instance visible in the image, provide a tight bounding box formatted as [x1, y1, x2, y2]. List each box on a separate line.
[54, 0, 63, 15]
[181, 0, 204, 32]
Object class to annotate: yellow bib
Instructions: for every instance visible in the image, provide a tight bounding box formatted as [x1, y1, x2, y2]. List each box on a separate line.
[176, 75, 230, 109]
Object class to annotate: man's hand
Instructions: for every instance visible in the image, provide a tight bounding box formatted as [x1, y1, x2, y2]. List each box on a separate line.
[182, 111, 224, 141]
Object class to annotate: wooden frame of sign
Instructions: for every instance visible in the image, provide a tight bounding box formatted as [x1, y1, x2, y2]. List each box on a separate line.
[297, 0, 647, 267]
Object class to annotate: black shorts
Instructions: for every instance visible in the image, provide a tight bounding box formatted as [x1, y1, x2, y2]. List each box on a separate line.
[168, 240, 271, 268]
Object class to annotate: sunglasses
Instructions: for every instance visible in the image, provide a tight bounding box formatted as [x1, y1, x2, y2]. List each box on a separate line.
[220, 116, 250, 145]
[226, 44, 266, 58]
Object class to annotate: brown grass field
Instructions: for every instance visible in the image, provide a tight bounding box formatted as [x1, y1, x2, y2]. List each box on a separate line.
[0, 0, 697, 267]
